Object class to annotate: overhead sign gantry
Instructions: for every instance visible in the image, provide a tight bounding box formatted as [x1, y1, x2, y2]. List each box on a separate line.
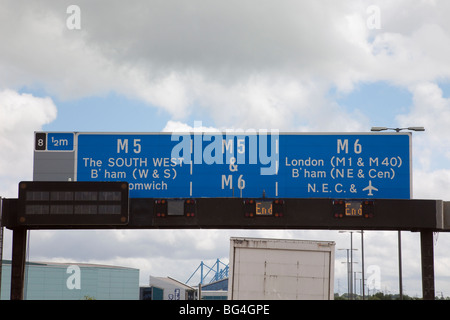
[2, 131, 446, 300]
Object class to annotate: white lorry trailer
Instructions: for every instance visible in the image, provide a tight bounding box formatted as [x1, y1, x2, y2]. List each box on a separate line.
[228, 237, 335, 300]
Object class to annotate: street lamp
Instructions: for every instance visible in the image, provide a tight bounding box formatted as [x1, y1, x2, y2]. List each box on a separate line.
[339, 230, 362, 299]
[371, 127, 425, 132]
[338, 248, 358, 299]
[370, 126, 425, 300]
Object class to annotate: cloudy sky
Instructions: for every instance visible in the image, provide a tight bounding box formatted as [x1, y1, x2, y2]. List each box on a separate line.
[1, 0, 450, 298]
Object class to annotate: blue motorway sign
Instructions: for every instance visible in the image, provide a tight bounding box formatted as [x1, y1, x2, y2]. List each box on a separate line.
[47, 133, 74, 151]
[72, 132, 411, 199]
[35, 132, 74, 151]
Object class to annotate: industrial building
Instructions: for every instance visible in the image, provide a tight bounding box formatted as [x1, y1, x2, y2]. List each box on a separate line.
[140, 276, 228, 300]
[200, 278, 228, 300]
[0, 260, 139, 300]
[147, 276, 197, 300]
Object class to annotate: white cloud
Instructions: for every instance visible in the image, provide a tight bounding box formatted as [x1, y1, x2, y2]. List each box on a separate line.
[413, 169, 450, 199]
[0, 1, 427, 126]
[0, 89, 57, 196]
[400, 83, 450, 149]
[394, 83, 450, 202]
[369, 24, 450, 87]
[1, 1, 449, 132]
[393, 81, 450, 200]
[162, 120, 219, 133]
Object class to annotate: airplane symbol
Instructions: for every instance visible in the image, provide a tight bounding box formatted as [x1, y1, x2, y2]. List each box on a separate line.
[363, 180, 378, 196]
